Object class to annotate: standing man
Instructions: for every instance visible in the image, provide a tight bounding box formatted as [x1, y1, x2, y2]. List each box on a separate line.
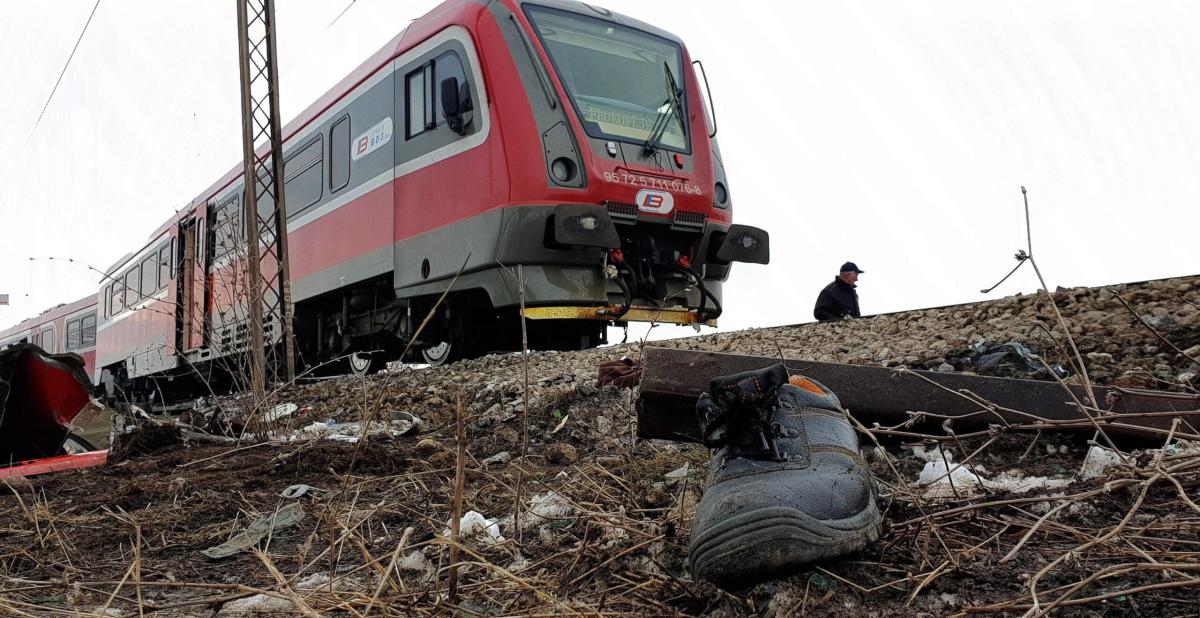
[813, 262, 864, 321]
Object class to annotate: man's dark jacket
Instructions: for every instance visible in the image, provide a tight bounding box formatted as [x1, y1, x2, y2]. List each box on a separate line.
[813, 278, 861, 321]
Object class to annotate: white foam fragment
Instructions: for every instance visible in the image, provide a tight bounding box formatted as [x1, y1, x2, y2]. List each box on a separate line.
[1081, 446, 1123, 480]
[397, 550, 435, 582]
[219, 593, 295, 614]
[295, 572, 330, 590]
[445, 511, 505, 545]
[909, 445, 944, 462]
[916, 457, 1072, 499]
[501, 491, 576, 532]
[915, 459, 985, 498]
[986, 470, 1072, 494]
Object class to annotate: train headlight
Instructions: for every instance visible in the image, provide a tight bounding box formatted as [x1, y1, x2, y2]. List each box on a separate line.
[551, 157, 577, 183]
[714, 181, 729, 207]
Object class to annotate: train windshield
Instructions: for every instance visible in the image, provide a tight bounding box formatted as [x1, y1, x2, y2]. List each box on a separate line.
[526, 6, 689, 153]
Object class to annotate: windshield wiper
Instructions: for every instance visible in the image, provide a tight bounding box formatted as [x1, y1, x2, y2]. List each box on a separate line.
[642, 61, 685, 156]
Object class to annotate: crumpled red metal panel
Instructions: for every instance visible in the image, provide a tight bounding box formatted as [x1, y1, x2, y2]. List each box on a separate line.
[0, 343, 96, 466]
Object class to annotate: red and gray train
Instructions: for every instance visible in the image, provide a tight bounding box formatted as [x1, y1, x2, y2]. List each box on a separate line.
[1, 0, 768, 401]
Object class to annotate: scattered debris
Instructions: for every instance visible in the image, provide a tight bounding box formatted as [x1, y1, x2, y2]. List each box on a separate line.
[0, 343, 103, 471]
[480, 451, 512, 467]
[596, 357, 641, 388]
[949, 340, 1067, 379]
[397, 550, 436, 582]
[501, 491, 575, 532]
[201, 502, 305, 559]
[663, 462, 690, 484]
[286, 416, 421, 443]
[446, 511, 504, 546]
[218, 593, 295, 615]
[391, 411, 423, 435]
[1081, 445, 1125, 479]
[264, 402, 298, 423]
[278, 484, 319, 499]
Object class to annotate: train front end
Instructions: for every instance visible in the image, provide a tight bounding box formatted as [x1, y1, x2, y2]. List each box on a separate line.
[510, 1, 769, 332]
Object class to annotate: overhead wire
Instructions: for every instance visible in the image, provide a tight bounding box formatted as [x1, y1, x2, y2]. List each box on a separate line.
[29, 0, 102, 136]
[327, 0, 355, 28]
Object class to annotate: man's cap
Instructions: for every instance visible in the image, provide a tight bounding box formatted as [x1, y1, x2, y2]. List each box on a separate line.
[840, 261, 864, 274]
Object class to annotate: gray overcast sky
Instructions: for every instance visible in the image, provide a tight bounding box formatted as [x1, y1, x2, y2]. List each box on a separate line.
[1, 1, 1198, 335]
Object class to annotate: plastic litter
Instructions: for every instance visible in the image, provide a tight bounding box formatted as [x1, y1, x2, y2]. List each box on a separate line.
[950, 340, 1067, 379]
[391, 411, 423, 436]
[201, 502, 305, 559]
[279, 484, 319, 499]
[664, 462, 690, 484]
[265, 403, 297, 423]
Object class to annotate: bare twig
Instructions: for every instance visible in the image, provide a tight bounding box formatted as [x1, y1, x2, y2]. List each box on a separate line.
[448, 395, 467, 600]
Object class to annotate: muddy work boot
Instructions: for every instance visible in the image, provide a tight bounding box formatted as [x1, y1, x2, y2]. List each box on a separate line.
[688, 364, 882, 587]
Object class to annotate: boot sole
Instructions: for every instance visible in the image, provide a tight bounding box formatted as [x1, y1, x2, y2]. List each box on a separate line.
[689, 501, 883, 587]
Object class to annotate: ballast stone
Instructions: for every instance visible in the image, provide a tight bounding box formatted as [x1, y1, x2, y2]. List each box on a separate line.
[688, 364, 882, 588]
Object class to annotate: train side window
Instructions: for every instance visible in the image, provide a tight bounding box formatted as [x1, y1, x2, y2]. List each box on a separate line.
[66, 318, 81, 351]
[40, 327, 55, 353]
[433, 51, 467, 129]
[125, 268, 140, 308]
[405, 65, 434, 138]
[81, 313, 96, 347]
[140, 256, 157, 298]
[159, 242, 172, 289]
[284, 136, 323, 212]
[330, 116, 350, 192]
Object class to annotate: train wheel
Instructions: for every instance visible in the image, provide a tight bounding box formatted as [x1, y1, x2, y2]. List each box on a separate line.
[347, 351, 384, 376]
[420, 339, 457, 366]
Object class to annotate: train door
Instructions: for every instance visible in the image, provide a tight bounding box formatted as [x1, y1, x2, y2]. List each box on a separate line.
[39, 326, 56, 353]
[177, 216, 209, 352]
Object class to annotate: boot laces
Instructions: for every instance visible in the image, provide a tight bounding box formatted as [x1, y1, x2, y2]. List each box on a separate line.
[698, 384, 789, 462]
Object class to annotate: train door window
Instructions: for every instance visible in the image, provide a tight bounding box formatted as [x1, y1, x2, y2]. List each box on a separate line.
[284, 136, 323, 212]
[140, 256, 157, 298]
[66, 318, 81, 351]
[40, 327, 55, 353]
[125, 268, 140, 308]
[213, 198, 240, 257]
[405, 65, 434, 138]
[330, 116, 351, 192]
[433, 51, 467, 129]
[159, 241, 173, 289]
[102, 284, 111, 319]
[81, 313, 96, 347]
[196, 216, 205, 263]
[111, 282, 124, 315]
